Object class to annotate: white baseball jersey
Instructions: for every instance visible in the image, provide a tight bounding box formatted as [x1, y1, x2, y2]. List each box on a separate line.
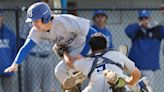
[74, 50, 135, 92]
[27, 14, 90, 55]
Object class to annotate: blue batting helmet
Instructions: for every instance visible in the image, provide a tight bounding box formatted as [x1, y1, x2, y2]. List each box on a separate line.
[25, 2, 52, 23]
[138, 10, 151, 17]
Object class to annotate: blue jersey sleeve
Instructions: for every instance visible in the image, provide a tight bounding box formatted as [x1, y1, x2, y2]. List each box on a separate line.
[125, 23, 140, 39]
[109, 34, 113, 48]
[13, 38, 36, 64]
[159, 25, 164, 38]
[104, 30, 113, 48]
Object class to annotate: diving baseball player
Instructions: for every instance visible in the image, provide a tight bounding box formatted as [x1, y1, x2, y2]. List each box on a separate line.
[4, 2, 97, 88]
[62, 33, 153, 92]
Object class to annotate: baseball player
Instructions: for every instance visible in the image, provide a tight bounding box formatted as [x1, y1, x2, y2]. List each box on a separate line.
[19, 20, 56, 92]
[62, 33, 153, 92]
[4, 1, 97, 89]
[92, 10, 113, 48]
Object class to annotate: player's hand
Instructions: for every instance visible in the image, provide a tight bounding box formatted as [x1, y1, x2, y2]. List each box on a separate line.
[52, 43, 69, 58]
[125, 76, 133, 84]
[4, 63, 19, 73]
[139, 21, 149, 28]
[63, 51, 82, 68]
[63, 51, 75, 68]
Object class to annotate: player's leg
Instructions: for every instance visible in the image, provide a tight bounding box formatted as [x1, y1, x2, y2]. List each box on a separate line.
[42, 57, 56, 92]
[140, 70, 154, 90]
[54, 60, 70, 83]
[54, 43, 84, 84]
[138, 77, 152, 92]
[117, 44, 128, 56]
[26, 56, 42, 92]
[55, 45, 86, 92]
[55, 60, 81, 92]
[2, 73, 18, 92]
[0, 77, 4, 92]
[138, 70, 154, 92]
[127, 77, 153, 92]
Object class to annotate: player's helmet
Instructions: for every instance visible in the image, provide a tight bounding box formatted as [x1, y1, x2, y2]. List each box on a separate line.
[25, 2, 52, 23]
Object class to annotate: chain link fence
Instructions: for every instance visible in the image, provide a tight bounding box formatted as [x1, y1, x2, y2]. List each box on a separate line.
[0, 7, 164, 92]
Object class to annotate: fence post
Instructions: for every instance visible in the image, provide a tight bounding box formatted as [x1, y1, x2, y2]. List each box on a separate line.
[15, 8, 22, 92]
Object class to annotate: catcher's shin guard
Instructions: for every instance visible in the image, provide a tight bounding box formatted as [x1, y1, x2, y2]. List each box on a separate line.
[139, 77, 153, 92]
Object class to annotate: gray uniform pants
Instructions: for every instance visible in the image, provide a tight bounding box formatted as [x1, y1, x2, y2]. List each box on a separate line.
[24, 54, 56, 92]
[0, 74, 18, 92]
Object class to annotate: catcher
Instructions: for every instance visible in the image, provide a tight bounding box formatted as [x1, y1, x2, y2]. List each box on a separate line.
[61, 33, 152, 92]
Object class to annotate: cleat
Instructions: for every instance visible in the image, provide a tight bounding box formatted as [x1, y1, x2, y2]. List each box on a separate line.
[139, 77, 153, 92]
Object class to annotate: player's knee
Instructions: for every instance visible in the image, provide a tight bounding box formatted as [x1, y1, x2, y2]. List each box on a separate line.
[55, 61, 65, 75]
[54, 64, 63, 78]
[54, 62, 67, 81]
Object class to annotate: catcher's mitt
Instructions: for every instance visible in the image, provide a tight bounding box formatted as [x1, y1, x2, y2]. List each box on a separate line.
[62, 72, 86, 90]
[52, 43, 69, 58]
[103, 70, 126, 88]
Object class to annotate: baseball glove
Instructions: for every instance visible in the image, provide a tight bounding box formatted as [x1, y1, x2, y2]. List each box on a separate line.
[52, 43, 69, 58]
[103, 70, 118, 85]
[62, 72, 86, 90]
[103, 70, 126, 88]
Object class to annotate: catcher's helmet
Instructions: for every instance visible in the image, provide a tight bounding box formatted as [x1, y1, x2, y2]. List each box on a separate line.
[25, 2, 51, 23]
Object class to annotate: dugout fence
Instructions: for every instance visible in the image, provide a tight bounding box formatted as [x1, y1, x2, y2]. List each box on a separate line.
[0, 8, 164, 92]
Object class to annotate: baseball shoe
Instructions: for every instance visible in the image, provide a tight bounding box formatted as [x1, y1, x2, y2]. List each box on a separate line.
[139, 77, 153, 92]
[117, 44, 128, 56]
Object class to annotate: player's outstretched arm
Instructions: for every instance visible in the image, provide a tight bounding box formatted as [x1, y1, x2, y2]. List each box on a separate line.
[4, 63, 19, 73]
[4, 38, 36, 73]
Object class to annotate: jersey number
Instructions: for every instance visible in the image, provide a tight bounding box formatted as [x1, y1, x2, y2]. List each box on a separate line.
[96, 64, 106, 72]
